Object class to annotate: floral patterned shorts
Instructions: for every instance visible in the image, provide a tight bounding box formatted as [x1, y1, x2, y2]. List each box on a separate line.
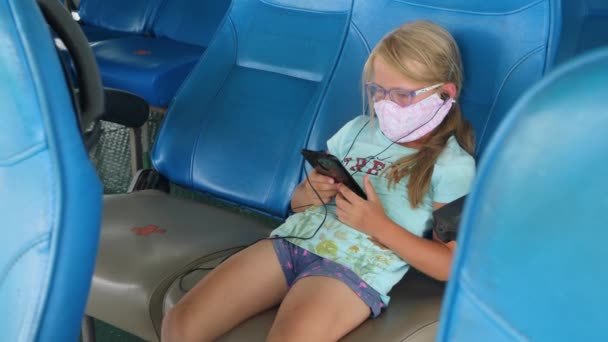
[271, 237, 385, 317]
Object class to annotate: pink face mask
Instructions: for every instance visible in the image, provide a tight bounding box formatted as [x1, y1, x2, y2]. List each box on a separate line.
[373, 94, 454, 143]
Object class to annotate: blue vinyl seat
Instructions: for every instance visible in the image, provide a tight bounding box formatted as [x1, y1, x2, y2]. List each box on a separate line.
[87, 0, 562, 341]
[78, 0, 163, 43]
[556, 0, 608, 65]
[438, 47, 608, 341]
[79, 24, 139, 43]
[90, 0, 231, 107]
[0, 0, 102, 340]
[90, 36, 205, 108]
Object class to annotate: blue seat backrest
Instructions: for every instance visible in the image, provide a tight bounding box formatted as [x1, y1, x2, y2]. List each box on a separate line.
[321, 0, 560, 157]
[152, 0, 232, 47]
[0, 0, 102, 340]
[438, 47, 608, 341]
[78, 0, 164, 33]
[151, 0, 354, 218]
[557, 0, 608, 65]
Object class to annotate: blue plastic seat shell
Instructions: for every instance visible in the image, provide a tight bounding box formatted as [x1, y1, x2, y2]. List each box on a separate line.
[439, 47, 608, 341]
[151, 0, 355, 217]
[1, 0, 102, 340]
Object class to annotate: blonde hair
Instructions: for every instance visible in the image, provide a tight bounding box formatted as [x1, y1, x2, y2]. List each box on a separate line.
[363, 20, 475, 208]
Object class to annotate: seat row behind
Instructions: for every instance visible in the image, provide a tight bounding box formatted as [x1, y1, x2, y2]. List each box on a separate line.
[78, 0, 231, 107]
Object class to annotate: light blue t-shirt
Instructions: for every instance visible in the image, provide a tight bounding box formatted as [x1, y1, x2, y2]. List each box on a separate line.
[271, 115, 475, 304]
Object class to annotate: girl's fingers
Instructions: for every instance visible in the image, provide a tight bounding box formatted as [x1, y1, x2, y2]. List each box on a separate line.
[335, 207, 347, 221]
[311, 196, 334, 206]
[308, 170, 336, 184]
[307, 188, 337, 204]
[337, 183, 361, 204]
[306, 180, 338, 193]
[363, 175, 379, 202]
[310, 191, 335, 200]
[335, 192, 353, 211]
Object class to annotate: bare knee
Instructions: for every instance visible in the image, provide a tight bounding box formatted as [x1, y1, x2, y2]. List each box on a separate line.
[268, 314, 365, 342]
[267, 317, 312, 342]
[162, 305, 210, 342]
[161, 307, 186, 342]
[268, 313, 350, 342]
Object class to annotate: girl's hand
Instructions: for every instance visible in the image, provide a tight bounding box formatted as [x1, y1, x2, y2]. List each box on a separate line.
[335, 175, 390, 236]
[303, 169, 339, 206]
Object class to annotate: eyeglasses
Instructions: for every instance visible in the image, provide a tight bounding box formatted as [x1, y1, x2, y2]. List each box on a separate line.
[365, 82, 444, 107]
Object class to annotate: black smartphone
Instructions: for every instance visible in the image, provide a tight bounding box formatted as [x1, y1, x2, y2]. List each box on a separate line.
[301, 149, 367, 200]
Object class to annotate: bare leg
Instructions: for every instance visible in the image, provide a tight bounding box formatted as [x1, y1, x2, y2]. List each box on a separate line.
[162, 240, 288, 342]
[267, 276, 370, 342]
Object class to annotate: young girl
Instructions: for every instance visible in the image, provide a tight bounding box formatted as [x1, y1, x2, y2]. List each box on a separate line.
[162, 20, 475, 342]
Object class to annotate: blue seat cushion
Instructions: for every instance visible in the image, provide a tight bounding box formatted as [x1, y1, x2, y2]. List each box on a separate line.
[78, 0, 163, 34]
[92, 36, 204, 107]
[151, 0, 231, 47]
[80, 24, 135, 43]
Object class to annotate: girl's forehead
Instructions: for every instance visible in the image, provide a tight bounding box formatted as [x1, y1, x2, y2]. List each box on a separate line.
[372, 56, 428, 90]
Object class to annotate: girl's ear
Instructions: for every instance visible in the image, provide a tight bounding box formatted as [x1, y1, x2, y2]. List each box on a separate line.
[442, 82, 457, 99]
